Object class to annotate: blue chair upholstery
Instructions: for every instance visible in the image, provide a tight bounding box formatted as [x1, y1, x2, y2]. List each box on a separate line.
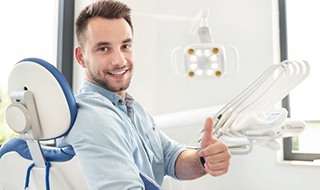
[0, 58, 161, 190]
[0, 138, 75, 162]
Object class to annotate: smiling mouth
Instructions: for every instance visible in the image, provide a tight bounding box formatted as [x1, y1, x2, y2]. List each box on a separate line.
[108, 69, 128, 76]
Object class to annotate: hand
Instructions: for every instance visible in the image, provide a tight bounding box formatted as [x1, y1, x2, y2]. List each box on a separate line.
[198, 117, 231, 176]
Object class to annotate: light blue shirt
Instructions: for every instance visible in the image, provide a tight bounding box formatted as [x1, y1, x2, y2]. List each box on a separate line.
[58, 81, 185, 189]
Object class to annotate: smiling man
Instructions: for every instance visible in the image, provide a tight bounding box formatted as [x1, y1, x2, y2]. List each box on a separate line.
[76, 17, 133, 97]
[58, 0, 231, 189]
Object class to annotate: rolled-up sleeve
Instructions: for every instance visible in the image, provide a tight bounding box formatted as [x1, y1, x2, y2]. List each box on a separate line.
[160, 131, 186, 179]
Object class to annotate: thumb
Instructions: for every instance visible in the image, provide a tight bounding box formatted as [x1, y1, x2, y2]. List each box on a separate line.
[200, 117, 215, 149]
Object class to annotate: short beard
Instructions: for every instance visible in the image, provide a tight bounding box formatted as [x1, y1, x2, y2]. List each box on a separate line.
[88, 69, 131, 93]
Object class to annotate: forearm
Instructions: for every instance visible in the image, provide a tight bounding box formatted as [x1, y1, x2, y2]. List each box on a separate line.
[174, 149, 207, 180]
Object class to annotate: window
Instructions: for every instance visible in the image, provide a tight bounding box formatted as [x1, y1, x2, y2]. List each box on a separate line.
[0, 0, 74, 144]
[0, 0, 58, 143]
[280, 0, 320, 161]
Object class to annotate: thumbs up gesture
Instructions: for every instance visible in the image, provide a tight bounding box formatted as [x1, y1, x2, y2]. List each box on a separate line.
[198, 117, 231, 176]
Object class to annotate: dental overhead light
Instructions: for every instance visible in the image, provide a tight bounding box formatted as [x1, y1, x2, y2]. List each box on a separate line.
[171, 8, 239, 79]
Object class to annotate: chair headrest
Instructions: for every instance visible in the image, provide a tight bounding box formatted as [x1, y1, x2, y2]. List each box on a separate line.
[7, 58, 77, 140]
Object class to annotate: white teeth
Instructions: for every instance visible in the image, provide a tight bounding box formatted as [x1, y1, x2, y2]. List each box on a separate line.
[111, 70, 126, 75]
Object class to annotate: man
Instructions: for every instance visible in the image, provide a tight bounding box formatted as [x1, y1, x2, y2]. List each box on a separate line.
[58, 0, 231, 189]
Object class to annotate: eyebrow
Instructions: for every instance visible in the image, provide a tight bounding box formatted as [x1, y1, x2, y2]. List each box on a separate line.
[94, 42, 110, 48]
[123, 38, 133, 44]
[94, 38, 132, 48]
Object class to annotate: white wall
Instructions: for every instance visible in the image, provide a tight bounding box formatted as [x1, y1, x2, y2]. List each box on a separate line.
[74, 0, 320, 189]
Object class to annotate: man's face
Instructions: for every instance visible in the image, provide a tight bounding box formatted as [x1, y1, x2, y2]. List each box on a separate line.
[76, 17, 134, 97]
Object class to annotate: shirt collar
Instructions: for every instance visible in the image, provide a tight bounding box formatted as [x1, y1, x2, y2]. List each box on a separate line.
[81, 80, 134, 107]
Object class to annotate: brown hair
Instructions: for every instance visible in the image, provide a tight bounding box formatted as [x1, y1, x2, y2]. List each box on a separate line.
[76, 0, 133, 48]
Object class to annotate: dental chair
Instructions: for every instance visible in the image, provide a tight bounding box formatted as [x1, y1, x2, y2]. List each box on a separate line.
[0, 58, 161, 190]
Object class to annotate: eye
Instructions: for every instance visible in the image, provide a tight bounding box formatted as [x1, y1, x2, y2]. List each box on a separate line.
[122, 43, 132, 50]
[98, 46, 109, 52]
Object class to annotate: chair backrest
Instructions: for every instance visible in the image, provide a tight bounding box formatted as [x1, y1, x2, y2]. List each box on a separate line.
[0, 58, 161, 190]
[0, 58, 88, 190]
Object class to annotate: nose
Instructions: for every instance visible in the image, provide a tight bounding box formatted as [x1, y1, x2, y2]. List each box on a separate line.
[111, 49, 127, 66]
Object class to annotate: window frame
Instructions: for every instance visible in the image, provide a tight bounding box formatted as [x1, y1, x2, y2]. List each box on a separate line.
[279, 0, 320, 161]
[57, 0, 75, 88]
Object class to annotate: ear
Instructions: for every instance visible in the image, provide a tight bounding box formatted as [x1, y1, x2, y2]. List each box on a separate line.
[75, 47, 86, 68]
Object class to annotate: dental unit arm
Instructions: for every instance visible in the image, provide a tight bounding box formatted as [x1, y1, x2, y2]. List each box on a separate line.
[154, 60, 309, 154]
